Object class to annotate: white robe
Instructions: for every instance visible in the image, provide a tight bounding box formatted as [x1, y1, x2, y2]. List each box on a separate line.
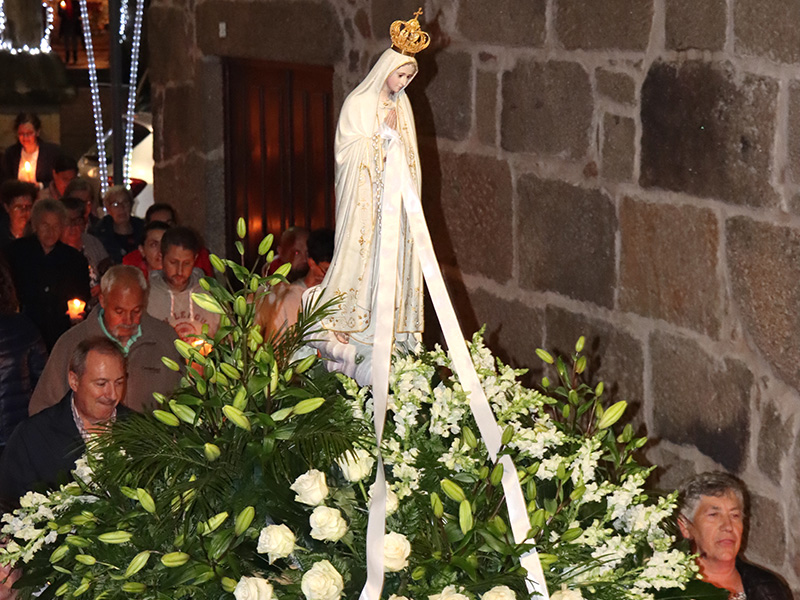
[311, 48, 424, 344]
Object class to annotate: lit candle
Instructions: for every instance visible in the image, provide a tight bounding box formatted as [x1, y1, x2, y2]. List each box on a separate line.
[66, 298, 86, 320]
[60, 0, 66, 8]
[23, 161, 32, 182]
[191, 338, 213, 356]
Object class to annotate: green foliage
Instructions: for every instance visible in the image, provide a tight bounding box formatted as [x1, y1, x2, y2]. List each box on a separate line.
[5, 231, 371, 600]
[1, 226, 703, 600]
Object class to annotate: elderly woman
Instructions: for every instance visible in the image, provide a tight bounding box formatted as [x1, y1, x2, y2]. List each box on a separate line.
[678, 472, 791, 600]
[90, 185, 146, 264]
[3, 199, 91, 349]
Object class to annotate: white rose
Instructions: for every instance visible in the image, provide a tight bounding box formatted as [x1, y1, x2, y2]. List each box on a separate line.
[234, 576, 274, 600]
[309, 506, 348, 542]
[481, 586, 515, 600]
[388, 595, 411, 600]
[383, 532, 411, 572]
[336, 448, 375, 482]
[429, 586, 469, 600]
[550, 589, 583, 600]
[368, 481, 399, 515]
[257, 524, 296, 563]
[301, 560, 344, 600]
[290, 470, 329, 506]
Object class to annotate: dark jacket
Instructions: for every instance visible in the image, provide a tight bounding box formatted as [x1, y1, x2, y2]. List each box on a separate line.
[739, 558, 793, 600]
[0, 393, 131, 512]
[0, 313, 47, 449]
[2, 141, 62, 187]
[89, 215, 146, 264]
[4, 236, 91, 350]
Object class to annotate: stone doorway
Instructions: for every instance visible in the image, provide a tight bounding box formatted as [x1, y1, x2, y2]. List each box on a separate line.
[224, 59, 335, 262]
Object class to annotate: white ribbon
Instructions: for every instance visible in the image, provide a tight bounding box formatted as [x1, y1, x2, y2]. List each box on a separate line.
[360, 134, 402, 600]
[360, 138, 550, 600]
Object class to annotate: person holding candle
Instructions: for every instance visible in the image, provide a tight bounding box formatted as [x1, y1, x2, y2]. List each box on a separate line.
[3, 199, 90, 350]
[29, 265, 181, 415]
[1, 113, 63, 189]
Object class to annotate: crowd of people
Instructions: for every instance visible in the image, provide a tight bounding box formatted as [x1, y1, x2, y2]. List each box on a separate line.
[0, 113, 336, 510]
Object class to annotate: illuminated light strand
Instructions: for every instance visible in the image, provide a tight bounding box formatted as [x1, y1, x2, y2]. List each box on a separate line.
[118, 0, 128, 40]
[122, 0, 143, 188]
[79, 0, 109, 194]
[0, 1, 54, 55]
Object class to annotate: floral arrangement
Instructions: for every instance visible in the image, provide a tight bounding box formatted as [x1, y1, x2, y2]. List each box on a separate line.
[0, 224, 724, 600]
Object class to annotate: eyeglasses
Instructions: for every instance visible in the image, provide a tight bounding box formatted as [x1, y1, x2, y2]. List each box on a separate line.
[10, 204, 33, 212]
[107, 201, 131, 209]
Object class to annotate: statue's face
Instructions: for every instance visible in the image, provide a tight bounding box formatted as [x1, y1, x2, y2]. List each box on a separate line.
[384, 64, 417, 95]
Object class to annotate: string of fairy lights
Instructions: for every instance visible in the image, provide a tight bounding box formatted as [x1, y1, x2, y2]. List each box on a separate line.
[0, 0, 143, 194]
[77, 0, 109, 193]
[0, 0, 54, 54]
[123, 0, 144, 189]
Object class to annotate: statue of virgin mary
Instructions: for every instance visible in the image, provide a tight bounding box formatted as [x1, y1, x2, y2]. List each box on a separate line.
[305, 11, 430, 384]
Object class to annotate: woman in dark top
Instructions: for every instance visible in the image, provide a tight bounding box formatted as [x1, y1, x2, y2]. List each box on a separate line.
[4, 200, 91, 350]
[2, 113, 62, 188]
[0, 258, 47, 457]
[90, 185, 145, 264]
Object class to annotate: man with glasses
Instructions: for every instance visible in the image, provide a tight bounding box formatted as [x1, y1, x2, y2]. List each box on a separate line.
[90, 186, 145, 264]
[3, 199, 90, 349]
[60, 196, 111, 301]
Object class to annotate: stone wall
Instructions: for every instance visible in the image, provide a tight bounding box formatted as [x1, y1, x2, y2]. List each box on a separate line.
[149, 0, 800, 589]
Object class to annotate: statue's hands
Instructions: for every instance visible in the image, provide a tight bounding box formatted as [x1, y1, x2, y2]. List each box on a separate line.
[384, 108, 398, 131]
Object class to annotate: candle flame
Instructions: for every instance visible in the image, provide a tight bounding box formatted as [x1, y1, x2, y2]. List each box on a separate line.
[191, 338, 213, 356]
[66, 298, 86, 319]
[24, 161, 31, 173]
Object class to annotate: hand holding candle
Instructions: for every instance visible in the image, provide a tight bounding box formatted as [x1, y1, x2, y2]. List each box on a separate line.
[66, 298, 86, 321]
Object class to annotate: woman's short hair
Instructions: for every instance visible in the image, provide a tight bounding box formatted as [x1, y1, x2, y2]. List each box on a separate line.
[31, 198, 67, 229]
[100, 265, 148, 297]
[69, 337, 126, 377]
[14, 112, 41, 132]
[678, 471, 746, 521]
[102, 185, 133, 208]
[0, 180, 38, 207]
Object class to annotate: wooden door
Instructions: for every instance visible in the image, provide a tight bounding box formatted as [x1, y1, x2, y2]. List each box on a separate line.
[225, 59, 335, 262]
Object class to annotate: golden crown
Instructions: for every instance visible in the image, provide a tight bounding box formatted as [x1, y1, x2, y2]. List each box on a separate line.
[390, 8, 430, 56]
